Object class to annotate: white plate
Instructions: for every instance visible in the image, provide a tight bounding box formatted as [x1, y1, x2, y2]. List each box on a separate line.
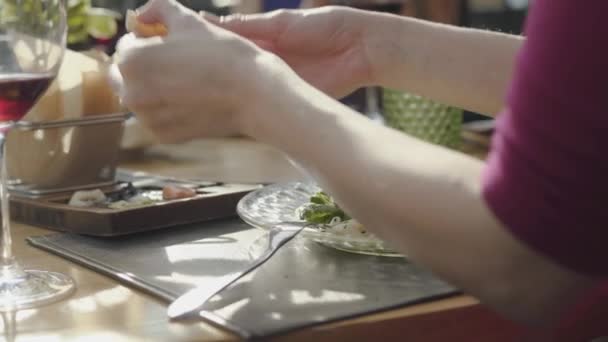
[237, 182, 403, 257]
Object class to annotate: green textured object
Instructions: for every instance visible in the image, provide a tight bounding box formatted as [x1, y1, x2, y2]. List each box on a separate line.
[1, 0, 62, 36]
[382, 89, 463, 149]
[67, 0, 90, 44]
[16, 0, 118, 46]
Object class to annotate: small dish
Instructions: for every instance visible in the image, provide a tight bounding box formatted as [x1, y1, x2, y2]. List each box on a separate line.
[237, 182, 404, 257]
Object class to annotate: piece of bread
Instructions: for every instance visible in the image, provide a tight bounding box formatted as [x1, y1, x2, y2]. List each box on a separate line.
[8, 50, 125, 190]
[81, 50, 123, 115]
[126, 10, 168, 37]
[23, 53, 82, 121]
[24, 49, 122, 121]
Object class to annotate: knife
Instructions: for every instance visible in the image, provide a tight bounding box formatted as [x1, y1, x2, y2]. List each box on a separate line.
[167, 222, 306, 320]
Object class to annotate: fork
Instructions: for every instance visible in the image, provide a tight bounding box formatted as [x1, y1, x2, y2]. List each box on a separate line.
[167, 222, 307, 320]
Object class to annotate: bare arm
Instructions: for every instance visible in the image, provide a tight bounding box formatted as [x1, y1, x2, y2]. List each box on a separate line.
[295, 4, 521, 116]
[243, 72, 593, 324]
[216, 6, 520, 116]
[118, 0, 595, 326]
[364, 13, 523, 116]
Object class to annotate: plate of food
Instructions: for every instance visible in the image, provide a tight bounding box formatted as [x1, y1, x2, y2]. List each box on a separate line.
[10, 170, 260, 236]
[237, 182, 403, 257]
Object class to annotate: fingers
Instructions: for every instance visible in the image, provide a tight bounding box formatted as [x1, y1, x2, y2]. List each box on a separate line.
[199, 11, 220, 24]
[108, 63, 124, 97]
[112, 40, 167, 112]
[136, 0, 181, 25]
[135, 110, 190, 144]
[136, 0, 206, 33]
[201, 10, 279, 53]
[214, 9, 296, 40]
[120, 84, 165, 113]
[126, 9, 168, 37]
[114, 33, 152, 61]
[136, 106, 239, 144]
[252, 39, 278, 53]
[114, 37, 154, 87]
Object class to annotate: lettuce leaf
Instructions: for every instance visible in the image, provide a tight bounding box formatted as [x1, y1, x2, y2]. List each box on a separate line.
[300, 192, 350, 224]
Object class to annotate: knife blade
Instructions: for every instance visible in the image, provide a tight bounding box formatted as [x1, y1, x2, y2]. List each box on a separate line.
[167, 222, 306, 320]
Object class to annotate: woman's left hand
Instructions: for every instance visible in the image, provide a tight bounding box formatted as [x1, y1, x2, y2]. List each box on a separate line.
[112, 0, 294, 143]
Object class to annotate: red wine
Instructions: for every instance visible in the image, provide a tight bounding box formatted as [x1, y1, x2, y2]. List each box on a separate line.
[0, 73, 54, 122]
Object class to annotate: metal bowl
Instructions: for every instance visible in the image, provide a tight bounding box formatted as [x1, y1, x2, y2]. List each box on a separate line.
[6, 113, 132, 197]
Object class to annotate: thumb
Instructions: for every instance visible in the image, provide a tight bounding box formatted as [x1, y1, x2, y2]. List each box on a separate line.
[136, 0, 206, 33]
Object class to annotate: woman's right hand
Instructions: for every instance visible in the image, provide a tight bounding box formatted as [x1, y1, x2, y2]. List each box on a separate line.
[212, 6, 382, 98]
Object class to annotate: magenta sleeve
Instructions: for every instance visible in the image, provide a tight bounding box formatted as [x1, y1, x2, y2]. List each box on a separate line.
[482, 0, 608, 276]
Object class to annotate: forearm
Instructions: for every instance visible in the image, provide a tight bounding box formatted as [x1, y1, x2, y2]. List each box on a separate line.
[365, 14, 523, 116]
[244, 72, 593, 324]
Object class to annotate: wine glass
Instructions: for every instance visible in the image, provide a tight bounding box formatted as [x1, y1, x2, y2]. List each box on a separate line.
[0, 0, 75, 310]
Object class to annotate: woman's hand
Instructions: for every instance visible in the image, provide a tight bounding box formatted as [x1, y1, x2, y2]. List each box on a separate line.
[214, 4, 523, 116]
[112, 0, 296, 143]
[212, 6, 381, 98]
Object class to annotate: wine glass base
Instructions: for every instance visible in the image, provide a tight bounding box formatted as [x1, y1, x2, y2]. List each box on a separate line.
[0, 270, 75, 311]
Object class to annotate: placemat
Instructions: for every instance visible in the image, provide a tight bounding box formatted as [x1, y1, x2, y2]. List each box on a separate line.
[27, 219, 458, 339]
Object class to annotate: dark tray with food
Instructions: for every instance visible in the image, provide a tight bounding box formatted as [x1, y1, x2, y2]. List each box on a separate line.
[10, 169, 261, 236]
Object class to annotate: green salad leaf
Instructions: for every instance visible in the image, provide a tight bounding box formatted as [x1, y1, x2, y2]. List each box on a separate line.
[2, 0, 119, 45]
[1, 0, 62, 37]
[300, 192, 350, 225]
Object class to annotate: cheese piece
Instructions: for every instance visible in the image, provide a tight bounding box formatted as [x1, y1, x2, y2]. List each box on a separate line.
[126, 10, 168, 37]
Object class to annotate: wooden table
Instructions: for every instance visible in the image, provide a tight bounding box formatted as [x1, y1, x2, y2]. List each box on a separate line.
[4, 138, 523, 341]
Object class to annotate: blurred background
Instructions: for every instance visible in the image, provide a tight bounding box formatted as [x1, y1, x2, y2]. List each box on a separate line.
[70, 0, 529, 57]
[69, 0, 530, 131]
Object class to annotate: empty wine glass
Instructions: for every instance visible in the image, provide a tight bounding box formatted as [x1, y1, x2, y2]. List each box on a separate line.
[0, 0, 75, 310]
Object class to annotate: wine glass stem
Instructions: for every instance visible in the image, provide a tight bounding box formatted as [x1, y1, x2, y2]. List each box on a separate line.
[0, 130, 14, 266]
